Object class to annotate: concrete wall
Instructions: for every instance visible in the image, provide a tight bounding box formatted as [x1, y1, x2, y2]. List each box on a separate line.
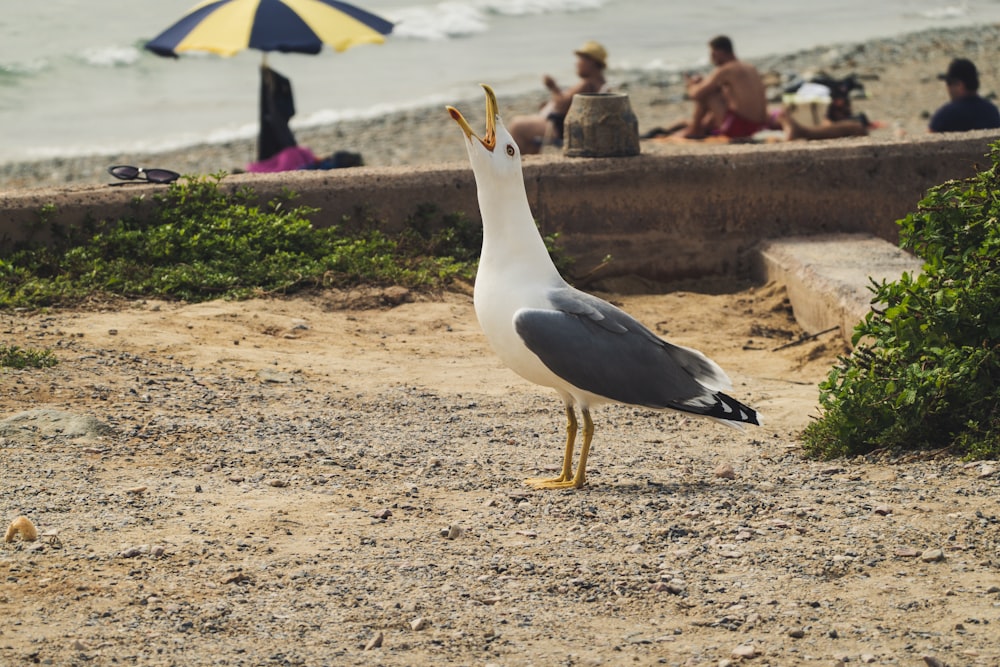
[2, 130, 997, 283]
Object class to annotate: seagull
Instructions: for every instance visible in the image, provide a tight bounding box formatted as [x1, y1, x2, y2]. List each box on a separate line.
[447, 85, 761, 489]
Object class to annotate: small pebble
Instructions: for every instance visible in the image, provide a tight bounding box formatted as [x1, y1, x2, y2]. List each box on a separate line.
[442, 525, 463, 540]
[731, 644, 757, 659]
[920, 548, 945, 563]
[651, 581, 685, 595]
[714, 463, 736, 479]
[410, 617, 428, 631]
[365, 632, 384, 650]
[4, 516, 39, 543]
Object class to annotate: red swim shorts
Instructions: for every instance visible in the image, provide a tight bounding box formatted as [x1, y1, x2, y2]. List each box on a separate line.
[715, 110, 766, 138]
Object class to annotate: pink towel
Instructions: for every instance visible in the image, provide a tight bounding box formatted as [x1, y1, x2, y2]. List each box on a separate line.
[246, 145, 318, 173]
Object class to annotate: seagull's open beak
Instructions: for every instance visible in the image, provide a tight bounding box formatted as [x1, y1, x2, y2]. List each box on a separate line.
[447, 84, 498, 152]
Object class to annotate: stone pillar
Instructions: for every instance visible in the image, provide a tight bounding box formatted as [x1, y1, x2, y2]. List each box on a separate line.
[563, 93, 640, 158]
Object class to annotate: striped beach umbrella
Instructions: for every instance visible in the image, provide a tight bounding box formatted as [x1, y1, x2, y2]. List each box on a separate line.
[145, 0, 393, 59]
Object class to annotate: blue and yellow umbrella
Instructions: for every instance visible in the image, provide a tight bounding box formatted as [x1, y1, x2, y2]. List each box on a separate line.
[146, 0, 393, 58]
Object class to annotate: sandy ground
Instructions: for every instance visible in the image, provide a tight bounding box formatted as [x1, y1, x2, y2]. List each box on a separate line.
[2, 282, 998, 666]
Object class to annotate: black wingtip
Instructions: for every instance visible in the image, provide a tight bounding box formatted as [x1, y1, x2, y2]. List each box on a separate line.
[703, 392, 761, 426]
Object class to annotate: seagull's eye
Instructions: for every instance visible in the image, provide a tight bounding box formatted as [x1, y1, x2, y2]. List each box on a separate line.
[506, 144, 515, 157]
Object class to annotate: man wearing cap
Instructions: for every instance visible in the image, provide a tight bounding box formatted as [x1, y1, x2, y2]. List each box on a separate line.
[509, 41, 609, 154]
[929, 58, 1000, 133]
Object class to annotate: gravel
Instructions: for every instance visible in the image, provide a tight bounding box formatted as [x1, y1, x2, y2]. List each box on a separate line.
[2, 287, 999, 665]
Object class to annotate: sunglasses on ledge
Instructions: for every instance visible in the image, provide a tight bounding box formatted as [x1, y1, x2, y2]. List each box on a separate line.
[107, 165, 180, 185]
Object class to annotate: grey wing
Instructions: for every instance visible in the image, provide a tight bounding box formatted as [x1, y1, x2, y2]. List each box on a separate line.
[515, 287, 731, 410]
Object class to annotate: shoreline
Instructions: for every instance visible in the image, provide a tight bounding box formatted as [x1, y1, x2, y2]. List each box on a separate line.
[3, 23, 999, 192]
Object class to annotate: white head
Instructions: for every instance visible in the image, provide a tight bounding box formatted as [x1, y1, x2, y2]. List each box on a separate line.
[447, 85, 561, 285]
[447, 85, 525, 199]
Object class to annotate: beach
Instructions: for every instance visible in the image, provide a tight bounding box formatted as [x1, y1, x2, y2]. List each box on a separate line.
[4, 284, 1000, 666]
[5, 20, 1000, 667]
[3, 23, 1000, 191]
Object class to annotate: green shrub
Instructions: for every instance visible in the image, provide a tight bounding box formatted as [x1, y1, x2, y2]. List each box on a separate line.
[0, 344, 57, 369]
[0, 176, 494, 309]
[803, 144, 1000, 460]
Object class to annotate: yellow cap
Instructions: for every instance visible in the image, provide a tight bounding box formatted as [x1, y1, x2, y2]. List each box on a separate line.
[574, 41, 607, 69]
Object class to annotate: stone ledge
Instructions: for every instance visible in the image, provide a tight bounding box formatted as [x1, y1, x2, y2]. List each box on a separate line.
[1, 130, 996, 286]
[754, 233, 924, 346]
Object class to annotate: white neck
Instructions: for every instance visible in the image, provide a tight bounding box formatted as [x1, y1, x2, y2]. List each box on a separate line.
[475, 173, 562, 286]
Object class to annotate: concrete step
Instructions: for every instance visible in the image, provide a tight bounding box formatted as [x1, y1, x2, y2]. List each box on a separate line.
[754, 234, 924, 347]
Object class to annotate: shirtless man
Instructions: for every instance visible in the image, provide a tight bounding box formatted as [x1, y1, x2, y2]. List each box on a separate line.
[674, 35, 768, 139]
[509, 41, 608, 154]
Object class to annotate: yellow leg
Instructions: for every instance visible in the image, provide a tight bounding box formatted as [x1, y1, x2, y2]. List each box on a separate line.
[526, 406, 577, 488]
[527, 407, 592, 490]
[569, 408, 594, 488]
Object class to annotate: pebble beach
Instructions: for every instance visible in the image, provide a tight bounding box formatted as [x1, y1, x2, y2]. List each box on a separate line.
[3, 23, 1000, 191]
[3, 284, 1000, 666]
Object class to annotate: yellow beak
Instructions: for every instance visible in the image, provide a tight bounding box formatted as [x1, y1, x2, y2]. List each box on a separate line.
[447, 84, 498, 151]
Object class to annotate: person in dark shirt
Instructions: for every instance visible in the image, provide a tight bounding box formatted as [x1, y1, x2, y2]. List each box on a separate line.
[928, 58, 1000, 133]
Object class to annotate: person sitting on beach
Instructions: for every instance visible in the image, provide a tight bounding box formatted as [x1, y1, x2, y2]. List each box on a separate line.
[508, 41, 609, 155]
[671, 35, 768, 140]
[928, 58, 1000, 133]
[776, 78, 871, 141]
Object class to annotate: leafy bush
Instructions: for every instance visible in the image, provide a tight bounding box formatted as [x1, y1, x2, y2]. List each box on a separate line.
[0, 344, 57, 369]
[0, 176, 490, 309]
[803, 144, 1000, 460]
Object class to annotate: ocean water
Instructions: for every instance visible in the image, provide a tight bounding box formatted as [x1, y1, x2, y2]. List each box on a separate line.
[1, 0, 998, 163]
